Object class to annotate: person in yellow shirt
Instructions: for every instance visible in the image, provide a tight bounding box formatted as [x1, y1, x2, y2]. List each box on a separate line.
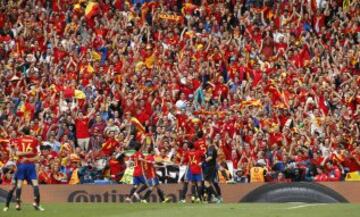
[250, 161, 267, 183]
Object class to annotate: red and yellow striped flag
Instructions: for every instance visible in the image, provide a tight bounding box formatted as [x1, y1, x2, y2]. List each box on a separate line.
[131, 117, 145, 133]
[85, 1, 100, 19]
[241, 99, 262, 108]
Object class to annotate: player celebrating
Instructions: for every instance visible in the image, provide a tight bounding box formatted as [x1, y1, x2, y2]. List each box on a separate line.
[178, 141, 194, 203]
[3, 143, 39, 212]
[202, 141, 221, 203]
[3, 162, 38, 211]
[138, 146, 170, 203]
[13, 127, 44, 211]
[180, 142, 204, 202]
[125, 143, 150, 203]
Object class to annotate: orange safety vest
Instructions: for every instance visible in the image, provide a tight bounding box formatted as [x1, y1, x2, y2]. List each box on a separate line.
[250, 167, 265, 183]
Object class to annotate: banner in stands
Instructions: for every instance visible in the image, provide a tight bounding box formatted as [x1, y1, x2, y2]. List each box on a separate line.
[1, 182, 360, 203]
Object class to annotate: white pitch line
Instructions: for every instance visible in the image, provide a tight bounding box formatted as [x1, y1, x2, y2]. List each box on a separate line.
[286, 204, 326, 210]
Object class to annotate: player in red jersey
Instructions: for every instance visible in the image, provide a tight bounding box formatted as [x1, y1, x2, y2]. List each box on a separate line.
[194, 131, 207, 154]
[125, 143, 151, 203]
[2, 160, 38, 212]
[178, 140, 193, 203]
[135, 146, 171, 203]
[13, 127, 44, 211]
[180, 141, 204, 203]
[180, 131, 207, 203]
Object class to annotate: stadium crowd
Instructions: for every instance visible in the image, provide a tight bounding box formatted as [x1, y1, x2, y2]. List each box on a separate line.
[0, 0, 360, 185]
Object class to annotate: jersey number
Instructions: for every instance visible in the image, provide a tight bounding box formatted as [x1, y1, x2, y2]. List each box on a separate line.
[21, 143, 33, 153]
[190, 156, 197, 164]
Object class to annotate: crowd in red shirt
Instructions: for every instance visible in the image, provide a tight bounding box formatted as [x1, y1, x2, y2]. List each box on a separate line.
[0, 0, 360, 184]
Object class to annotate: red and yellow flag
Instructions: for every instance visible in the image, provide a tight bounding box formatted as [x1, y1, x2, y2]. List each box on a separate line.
[241, 99, 263, 108]
[181, 3, 197, 15]
[73, 3, 82, 13]
[131, 117, 145, 133]
[158, 13, 183, 23]
[18, 102, 34, 121]
[91, 51, 101, 61]
[85, 1, 100, 19]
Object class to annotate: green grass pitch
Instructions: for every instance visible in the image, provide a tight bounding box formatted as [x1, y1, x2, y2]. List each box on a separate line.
[2, 203, 360, 217]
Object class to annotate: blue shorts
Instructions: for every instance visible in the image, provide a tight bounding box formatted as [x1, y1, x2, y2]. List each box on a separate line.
[185, 168, 192, 182]
[15, 163, 37, 181]
[147, 177, 160, 186]
[133, 176, 147, 186]
[190, 174, 203, 182]
[12, 175, 32, 185]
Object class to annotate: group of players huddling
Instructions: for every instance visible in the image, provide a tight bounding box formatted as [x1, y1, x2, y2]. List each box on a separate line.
[3, 129, 221, 211]
[125, 131, 222, 204]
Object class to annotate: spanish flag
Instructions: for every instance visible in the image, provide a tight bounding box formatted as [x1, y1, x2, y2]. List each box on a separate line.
[85, 1, 100, 19]
[181, 3, 197, 15]
[18, 102, 34, 121]
[158, 13, 183, 23]
[91, 51, 101, 61]
[241, 99, 262, 108]
[130, 117, 145, 133]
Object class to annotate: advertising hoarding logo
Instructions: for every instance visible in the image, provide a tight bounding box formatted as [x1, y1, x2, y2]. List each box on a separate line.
[67, 190, 182, 203]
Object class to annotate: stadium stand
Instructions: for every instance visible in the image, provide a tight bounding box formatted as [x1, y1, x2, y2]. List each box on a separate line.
[0, 0, 359, 185]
